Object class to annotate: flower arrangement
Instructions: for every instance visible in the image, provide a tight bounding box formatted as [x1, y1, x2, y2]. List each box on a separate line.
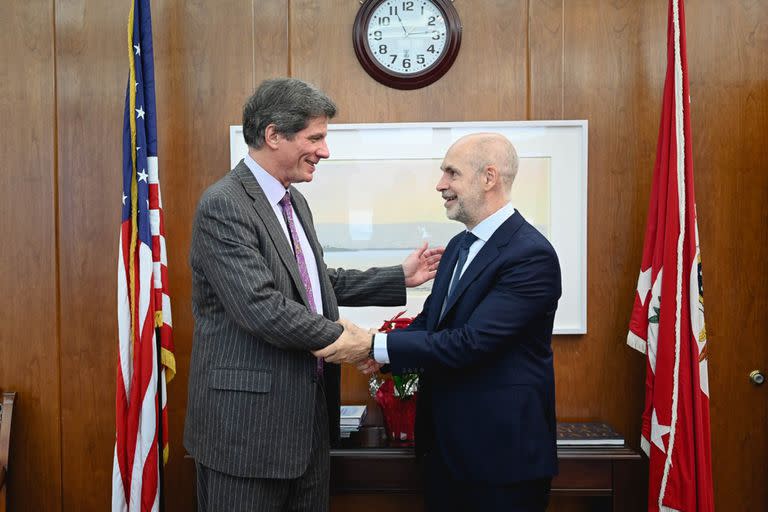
[369, 311, 418, 443]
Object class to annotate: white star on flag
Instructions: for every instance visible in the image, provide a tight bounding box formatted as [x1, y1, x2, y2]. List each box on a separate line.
[137, 169, 148, 182]
[650, 409, 671, 453]
[136, 106, 145, 119]
[134, 43, 140, 55]
[122, 193, 127, 205]
[636, 267, 652, 306]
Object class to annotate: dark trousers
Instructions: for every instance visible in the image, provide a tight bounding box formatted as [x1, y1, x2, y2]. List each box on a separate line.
[195, 383, 330, 512]
[425, 451, 551, 512]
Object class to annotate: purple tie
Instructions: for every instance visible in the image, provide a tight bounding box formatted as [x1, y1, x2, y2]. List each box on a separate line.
[279, 192, 323, 377]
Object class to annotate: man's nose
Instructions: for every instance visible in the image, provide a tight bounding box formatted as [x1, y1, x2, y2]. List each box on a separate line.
[317, 141, 330, 159]
[436, 175, 448, 192]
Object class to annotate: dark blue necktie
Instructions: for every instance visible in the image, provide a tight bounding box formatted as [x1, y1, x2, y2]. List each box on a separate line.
[445, 231, 478, 304]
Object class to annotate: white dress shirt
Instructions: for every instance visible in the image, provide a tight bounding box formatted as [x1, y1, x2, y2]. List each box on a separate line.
[244, 154, 324, 315]
[373, 202, 517, 363]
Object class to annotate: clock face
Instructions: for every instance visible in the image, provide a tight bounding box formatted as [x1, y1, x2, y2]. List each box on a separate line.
[353, 0, 461, 89]
[365, 0, 448, 75]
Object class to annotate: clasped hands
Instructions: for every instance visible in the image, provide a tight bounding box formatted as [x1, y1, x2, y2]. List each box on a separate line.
[313, 242, 443, 374]
[313, 318, 381, 374]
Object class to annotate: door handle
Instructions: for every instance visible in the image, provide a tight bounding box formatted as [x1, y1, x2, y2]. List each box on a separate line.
[749, 370, 765, 386]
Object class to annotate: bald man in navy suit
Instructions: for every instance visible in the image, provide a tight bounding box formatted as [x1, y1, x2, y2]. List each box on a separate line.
[317, 133, 561, 512]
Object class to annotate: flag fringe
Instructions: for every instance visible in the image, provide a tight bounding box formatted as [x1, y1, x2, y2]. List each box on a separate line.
[161, 347, 176, 383]
[658, 0, 687, 508]
[627, 331, 648, 354]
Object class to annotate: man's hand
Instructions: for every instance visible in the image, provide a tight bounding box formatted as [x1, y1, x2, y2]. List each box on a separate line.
[356, 358, 382, 375]
[313, 318, 371, 364]
[402, 242, 444, 287]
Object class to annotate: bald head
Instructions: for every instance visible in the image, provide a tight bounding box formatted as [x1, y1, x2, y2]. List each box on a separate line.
[449, 133, 518, 192]
[437, 133, 520, 229]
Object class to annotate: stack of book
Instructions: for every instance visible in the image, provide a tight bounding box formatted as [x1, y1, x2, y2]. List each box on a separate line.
[339, 405, 367, 438]
[556, 422, 625, 446]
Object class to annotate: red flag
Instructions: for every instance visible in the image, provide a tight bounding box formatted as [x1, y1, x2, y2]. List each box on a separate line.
[113, 0, 175, 510]
[627, 0, 714, 510]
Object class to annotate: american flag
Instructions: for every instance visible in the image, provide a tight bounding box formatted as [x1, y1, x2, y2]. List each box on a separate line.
[113, 0, 176, 510]
[627, 0, 714, 510]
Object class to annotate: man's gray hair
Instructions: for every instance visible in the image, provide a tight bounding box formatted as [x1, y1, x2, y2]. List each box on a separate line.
[242, 78, 337, 149]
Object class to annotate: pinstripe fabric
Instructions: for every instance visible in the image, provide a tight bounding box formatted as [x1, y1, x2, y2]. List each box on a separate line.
[195, 384, 330, 512]
[184, 161, 405, 493]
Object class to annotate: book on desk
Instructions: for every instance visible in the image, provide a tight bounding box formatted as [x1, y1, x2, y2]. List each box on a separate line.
[556, 422, 625, 446]
[340, 405, 367, 438]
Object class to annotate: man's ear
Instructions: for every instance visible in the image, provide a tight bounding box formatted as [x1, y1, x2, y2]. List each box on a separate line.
[483, 165, 499, 190]
[264, 124, 280, 149]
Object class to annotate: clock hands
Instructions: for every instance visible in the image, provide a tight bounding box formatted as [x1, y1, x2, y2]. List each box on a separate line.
[395, 14, 408, 37]
[405, 29, 439, 37]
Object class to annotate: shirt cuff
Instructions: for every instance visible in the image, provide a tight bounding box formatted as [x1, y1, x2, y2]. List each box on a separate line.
[373, 333, 390, 364]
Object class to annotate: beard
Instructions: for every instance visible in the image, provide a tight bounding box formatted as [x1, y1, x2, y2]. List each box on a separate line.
[446, 191, 482, 226]
[447, 200, 471, 225]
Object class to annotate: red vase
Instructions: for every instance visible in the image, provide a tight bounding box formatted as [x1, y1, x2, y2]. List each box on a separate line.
[375, 380, 417, 443]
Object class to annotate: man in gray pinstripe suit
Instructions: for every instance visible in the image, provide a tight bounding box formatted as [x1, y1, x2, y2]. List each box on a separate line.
[183, 78, 442, 512]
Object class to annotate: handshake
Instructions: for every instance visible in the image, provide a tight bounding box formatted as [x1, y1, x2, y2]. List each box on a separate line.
[313, 319, 382, 375]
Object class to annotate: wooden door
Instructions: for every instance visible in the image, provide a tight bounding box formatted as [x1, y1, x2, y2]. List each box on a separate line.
[685, 1, 768, 510]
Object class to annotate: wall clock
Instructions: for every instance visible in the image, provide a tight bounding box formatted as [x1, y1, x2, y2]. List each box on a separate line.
[353, 0, 462, 90]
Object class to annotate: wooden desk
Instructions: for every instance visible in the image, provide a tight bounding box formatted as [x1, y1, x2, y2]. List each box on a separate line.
[330, 440, 642, 511]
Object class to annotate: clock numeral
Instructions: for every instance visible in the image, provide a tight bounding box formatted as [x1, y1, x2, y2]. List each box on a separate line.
[373, 30, 382, 41]
[426, 44, 435, 54]
[402, 1, 414, 11]
[432, 31, 441, 40]
[379, 44, 388, 54]
[417, 54, 425, 64]
[389, 6, 398, 15]
[389, 54, 398, 65]
[427, 16, 436, 26]
[377, 16, 391, 26]
[402, 58, 411, 69]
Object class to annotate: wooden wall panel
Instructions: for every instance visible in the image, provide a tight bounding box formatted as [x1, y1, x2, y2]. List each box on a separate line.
[684, 1, 768, 509]
[55, 0, 127, 509]
[553, 0, 665, 440]
[0, 1, 61, 511]
[529, 0, 563, 119]
[291, 0, 528, 123]
[151, 0, 288, 508]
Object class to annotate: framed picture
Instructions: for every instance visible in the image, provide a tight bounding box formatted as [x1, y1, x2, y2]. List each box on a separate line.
[230, 121, 588, 334]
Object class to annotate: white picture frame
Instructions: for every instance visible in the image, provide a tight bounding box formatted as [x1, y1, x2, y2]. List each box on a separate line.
[230, 121, 588, 334]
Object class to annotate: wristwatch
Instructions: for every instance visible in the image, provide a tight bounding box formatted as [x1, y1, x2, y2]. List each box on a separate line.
[368, 334, 376, 360]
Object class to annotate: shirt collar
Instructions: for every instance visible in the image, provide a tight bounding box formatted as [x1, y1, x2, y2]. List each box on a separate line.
[469, 201, 516, 242]
[244, 153, 289, 206]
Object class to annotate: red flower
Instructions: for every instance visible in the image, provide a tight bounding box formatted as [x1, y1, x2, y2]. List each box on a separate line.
[370, 312, 419, 442]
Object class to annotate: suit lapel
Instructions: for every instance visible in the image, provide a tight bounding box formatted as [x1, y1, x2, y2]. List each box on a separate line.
[428, 238, 460, 329]
[437, 212, 526, 325]
[233, 163, 311, 308]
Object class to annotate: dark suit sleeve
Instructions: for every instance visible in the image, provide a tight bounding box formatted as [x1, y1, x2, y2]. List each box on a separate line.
[192, 193, 342, 351]
[386, 246, 560, 372]
[403, 292, 431, 332]
[326, 265, 406, 307]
